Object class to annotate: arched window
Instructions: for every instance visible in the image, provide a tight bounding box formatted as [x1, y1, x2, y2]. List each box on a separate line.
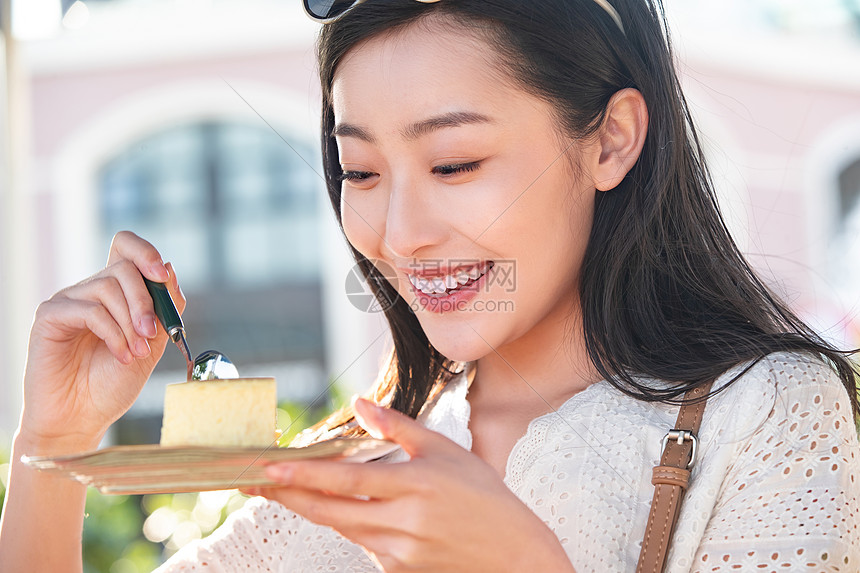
[833, 157, 860, 285]
[99, 120, 326, 440]
[837, 157, 860, 237]
[828, 155, 860, 342]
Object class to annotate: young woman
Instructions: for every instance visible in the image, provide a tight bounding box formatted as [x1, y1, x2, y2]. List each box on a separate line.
[1, 1, 858, 571]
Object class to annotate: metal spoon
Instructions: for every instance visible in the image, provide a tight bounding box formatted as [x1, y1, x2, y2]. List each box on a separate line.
[143, 278, 239, 381]
[191, 349, 239, 380]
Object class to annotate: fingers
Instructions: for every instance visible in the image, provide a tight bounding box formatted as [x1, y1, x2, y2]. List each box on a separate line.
[163, 262, 186, 315]
[105, 231, 171, 338]
[353, 398, 458, 458]
[57, 264, 152, 358]
[107, 231, 169, 282]
[255, 484, 400, 542]
[36, 297, 135, 364]
[44, 231, 183, 365]
[104, 231, 185, 337]
[88, 272, 153, 358]
[264, 459, 413, 500]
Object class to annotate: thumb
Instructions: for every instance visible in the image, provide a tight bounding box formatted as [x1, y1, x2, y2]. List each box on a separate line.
[353, 397, 450, 458]
[164, 262, 186, 314]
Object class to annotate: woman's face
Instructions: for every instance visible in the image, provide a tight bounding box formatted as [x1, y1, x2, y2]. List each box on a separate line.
[333, 19, 600, 362]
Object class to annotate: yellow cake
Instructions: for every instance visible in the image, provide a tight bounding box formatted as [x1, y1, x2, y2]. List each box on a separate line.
[159, 377, 277, 447]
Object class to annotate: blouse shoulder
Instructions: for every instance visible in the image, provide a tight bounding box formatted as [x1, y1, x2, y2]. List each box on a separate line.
[685, 351, 860, 572]
[702, 351, 855, 446]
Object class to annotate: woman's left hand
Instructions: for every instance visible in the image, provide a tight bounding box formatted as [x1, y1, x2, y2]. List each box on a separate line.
[251, 398, 575, 573]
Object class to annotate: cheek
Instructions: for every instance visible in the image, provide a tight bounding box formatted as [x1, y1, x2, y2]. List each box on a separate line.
[341, 189, 382, 259]
[486, 163, 590, 248]
[490, 170, 594, 293]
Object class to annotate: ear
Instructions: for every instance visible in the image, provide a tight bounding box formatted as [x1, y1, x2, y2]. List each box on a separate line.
[590, 88, 648, 192]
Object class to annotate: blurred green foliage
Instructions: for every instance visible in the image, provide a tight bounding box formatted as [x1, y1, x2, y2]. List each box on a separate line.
[278, 378, 352, 446]
[0, 390, 347, 572]
[0, 447, 8, 530]
[82, 492, 161, 573]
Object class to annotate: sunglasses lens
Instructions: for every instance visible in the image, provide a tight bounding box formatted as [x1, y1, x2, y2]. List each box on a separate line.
[305, 0, 358, 20]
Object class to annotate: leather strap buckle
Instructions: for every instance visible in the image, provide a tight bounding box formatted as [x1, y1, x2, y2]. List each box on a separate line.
[660, 429, 698, 469]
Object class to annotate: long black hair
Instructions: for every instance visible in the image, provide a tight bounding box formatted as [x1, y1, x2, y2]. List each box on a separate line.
[304, 0, 858, 439]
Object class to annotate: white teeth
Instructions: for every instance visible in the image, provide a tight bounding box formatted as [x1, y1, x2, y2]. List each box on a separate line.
[419, 278, 437, 294]
[408, 263, 489, 295]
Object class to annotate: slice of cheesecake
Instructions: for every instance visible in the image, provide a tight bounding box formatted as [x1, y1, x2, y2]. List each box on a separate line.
[160, 378, 277, 447]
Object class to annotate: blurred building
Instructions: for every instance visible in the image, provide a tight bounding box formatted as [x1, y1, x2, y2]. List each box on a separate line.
[1, 0, 859, 440]
[0, 0, 390, 442]
[666, 0, 860, 347]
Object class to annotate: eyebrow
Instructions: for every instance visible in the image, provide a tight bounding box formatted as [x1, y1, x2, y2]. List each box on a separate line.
[332, 111, 493, 144]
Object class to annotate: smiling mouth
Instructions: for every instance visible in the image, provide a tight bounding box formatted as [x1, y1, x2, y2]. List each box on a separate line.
[407, 261, 494, 296]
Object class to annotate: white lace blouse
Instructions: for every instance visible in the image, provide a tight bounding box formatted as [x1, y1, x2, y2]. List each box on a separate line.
[157, 352, 860, 572]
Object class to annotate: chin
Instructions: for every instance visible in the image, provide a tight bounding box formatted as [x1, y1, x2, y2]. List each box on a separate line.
[420, 319, 502, 363]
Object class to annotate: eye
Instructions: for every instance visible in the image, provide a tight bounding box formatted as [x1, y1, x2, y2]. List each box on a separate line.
[339, 170, 377, 183]
[431, 162, 481, 176]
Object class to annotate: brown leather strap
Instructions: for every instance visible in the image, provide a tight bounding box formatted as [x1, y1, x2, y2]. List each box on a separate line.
[636, 381, 714, 573]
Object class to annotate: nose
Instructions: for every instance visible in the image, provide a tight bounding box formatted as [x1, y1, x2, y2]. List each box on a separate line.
[380, 177, 446, 260]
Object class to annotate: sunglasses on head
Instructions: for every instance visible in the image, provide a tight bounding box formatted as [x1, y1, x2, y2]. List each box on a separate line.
[303, 0, 625, 33]
[304, 0, 439, 23]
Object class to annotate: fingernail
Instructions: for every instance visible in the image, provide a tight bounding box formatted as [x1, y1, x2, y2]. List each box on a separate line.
[265, 464, 293, 483]
[355, 397, 382, 414]
[121, 350, 134, 365]
[150, 262, 168, 282]
[354, 400, 385, 440]
[140, 314, 157, 338]
[134, 338, 151, 357]
[353, 396, 370, 408]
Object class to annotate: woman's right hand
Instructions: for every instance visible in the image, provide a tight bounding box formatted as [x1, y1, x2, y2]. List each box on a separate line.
[17, 231, 185, 452]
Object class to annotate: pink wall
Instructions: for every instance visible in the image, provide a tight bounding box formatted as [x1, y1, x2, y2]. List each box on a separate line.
[26, 47, 860, 339]
[681, 63, 860, 326]
[30, 49, 319, 158]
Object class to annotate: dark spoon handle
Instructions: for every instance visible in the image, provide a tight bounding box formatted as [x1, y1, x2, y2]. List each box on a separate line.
[143, 278, 184, 340]
[143, 277, 194, 379]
